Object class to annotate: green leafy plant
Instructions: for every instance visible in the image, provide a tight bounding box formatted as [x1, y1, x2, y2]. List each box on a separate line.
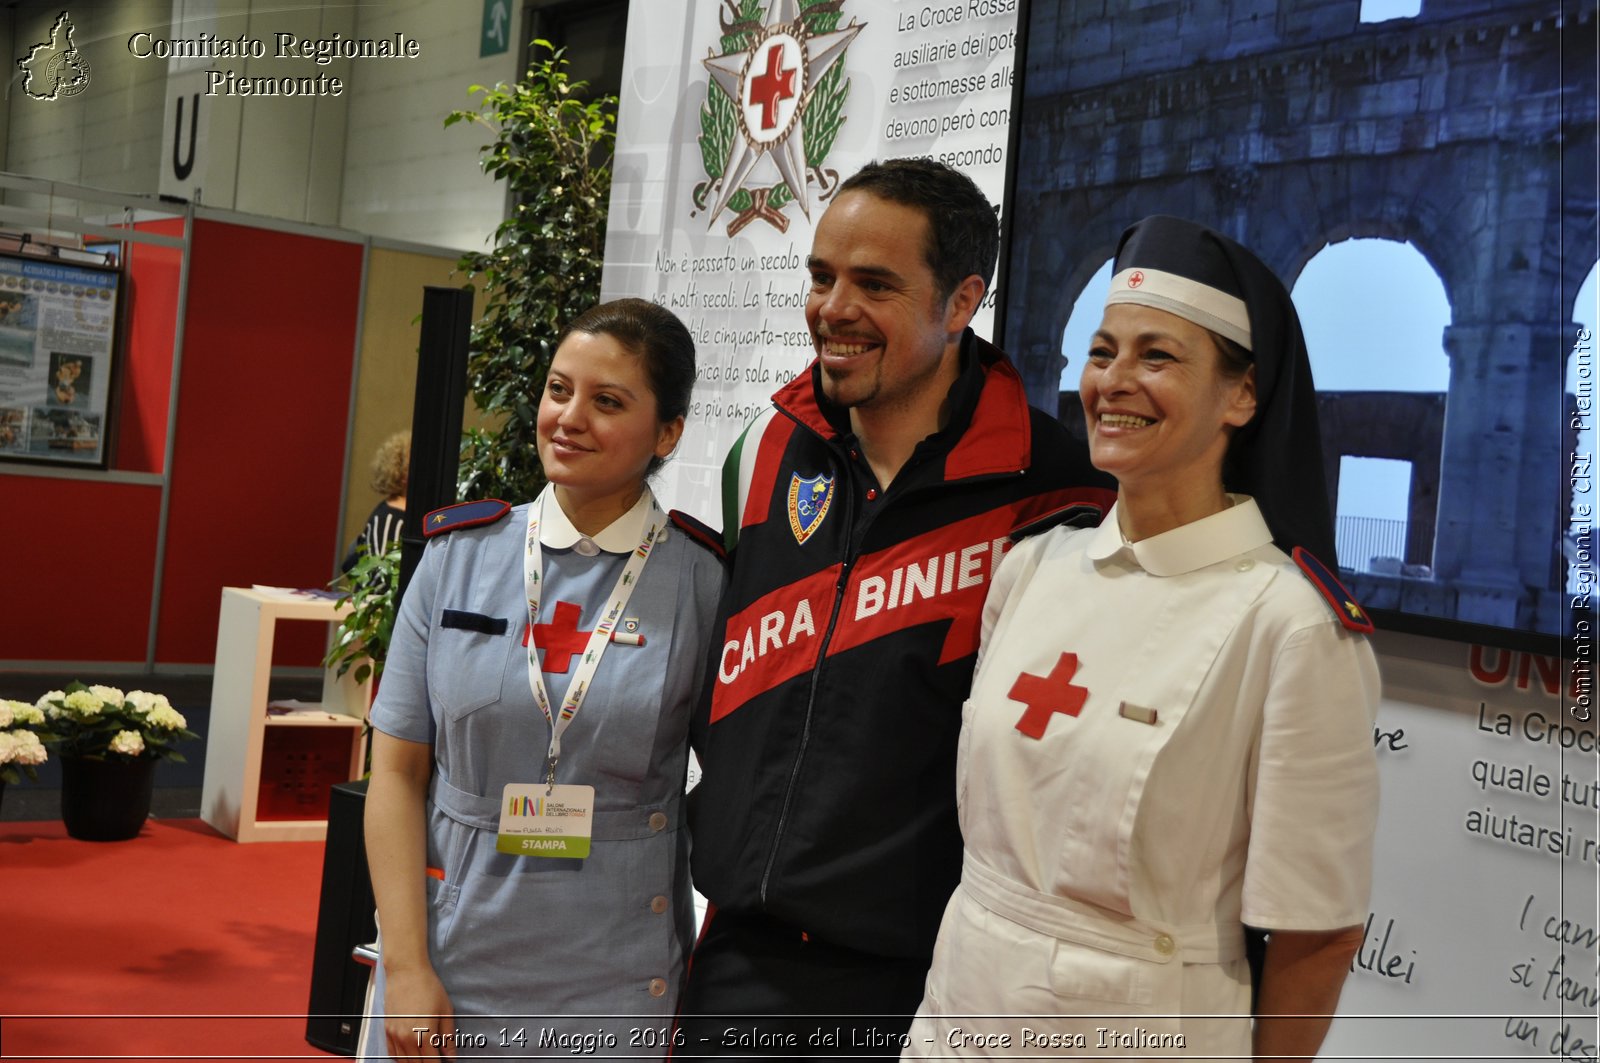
[447, 39, 618, 504]
[35, 683, 197, 764]
[325, 538, 402, 685]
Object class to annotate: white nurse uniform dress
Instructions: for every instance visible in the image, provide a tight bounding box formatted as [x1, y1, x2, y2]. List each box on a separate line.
[905, 496, 1379, 1060]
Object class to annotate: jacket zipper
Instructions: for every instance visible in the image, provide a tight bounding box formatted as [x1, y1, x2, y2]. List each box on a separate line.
[752, 412, 1028, 908]
[757, 439, 860, 907]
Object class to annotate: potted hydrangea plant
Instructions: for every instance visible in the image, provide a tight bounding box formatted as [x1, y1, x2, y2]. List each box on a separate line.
[37, 683, 198, 841]
[0, 698, 53, 814]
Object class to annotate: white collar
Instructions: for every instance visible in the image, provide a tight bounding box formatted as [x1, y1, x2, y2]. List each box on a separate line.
[1085, 495, 1274, 577]
[537, 484, 655, 554]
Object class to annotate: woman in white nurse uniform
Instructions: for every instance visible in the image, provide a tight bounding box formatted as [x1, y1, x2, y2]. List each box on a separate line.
[363, 299, 725, 1061]
[905, 216, 1380, 1061]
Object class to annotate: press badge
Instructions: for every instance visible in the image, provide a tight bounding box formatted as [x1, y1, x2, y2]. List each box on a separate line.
[497, 783, 595, 858]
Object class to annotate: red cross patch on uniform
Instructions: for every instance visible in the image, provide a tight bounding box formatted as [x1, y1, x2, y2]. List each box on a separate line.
[1010, 652, 1090, 739]
[526, 600, 591, 673]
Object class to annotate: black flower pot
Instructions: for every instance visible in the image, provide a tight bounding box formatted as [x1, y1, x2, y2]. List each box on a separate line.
[60, 755, 156, 841]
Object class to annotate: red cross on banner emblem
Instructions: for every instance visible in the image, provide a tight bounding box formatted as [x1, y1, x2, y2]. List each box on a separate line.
[1009, 652, 1089, 739]
[527, 600, 592, 673]
[748, 42, 797, 130]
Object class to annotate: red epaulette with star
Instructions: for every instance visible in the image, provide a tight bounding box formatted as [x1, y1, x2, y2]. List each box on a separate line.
[670, 510, 726, 561]
[422, 499, 511, 538]
[1292, 547, 1375, 634]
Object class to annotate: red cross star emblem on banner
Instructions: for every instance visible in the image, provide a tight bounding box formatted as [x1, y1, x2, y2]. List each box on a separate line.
[1009, 652, 1089, 739]
[1127, 270, 1145, 288]
[701, 0, 863, 227]
[527, 600, 591, 673]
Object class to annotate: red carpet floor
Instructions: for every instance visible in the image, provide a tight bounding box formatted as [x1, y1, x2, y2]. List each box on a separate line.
[1, 817, 343, 1062]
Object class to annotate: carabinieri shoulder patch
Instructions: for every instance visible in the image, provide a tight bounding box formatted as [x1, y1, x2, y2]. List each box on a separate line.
[787, 472, 834, 544]
[1292, 546, 1375, 634]
[423, 499, 511, 538]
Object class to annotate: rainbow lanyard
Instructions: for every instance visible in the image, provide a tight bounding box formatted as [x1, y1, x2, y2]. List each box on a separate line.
[522, 486, 665, 790]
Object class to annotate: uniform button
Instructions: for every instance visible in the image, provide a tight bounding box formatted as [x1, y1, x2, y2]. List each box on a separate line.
[650, 895, 669, 914]
[575, 537, 599, 557]
[1235, 559, 1254, 572]
[1153, 933, 1176, 956]
[648, 811, 668, 831]
[866, 488, 878, 501]
[648, 977, 668, 997]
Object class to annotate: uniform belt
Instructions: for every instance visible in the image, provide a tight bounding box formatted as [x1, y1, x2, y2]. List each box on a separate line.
[428, 774, 681, 841]
[961, 854, 1245, 965]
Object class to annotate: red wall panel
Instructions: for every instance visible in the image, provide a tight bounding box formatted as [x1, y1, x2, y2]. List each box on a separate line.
[0, 475, 159, 661]
[154, 220, 362, 664]
[113, 218, 184, 475]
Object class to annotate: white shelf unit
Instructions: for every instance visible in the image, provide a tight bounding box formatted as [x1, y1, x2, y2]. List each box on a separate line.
[200, 587, 372, 842]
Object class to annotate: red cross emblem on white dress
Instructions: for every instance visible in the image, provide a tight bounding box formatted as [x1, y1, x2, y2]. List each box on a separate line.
[1009, 652, 1089, 739]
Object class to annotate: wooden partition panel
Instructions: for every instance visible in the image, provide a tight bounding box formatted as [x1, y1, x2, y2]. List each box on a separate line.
[339, 246, 472, 552]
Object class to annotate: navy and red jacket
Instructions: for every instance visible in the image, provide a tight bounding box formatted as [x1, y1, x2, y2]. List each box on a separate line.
[688, 330, 1115, 960]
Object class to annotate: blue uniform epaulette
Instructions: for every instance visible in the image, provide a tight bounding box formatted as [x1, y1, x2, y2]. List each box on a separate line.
[670, 510, 726, 560]
[1009, 502, 1106, 543]
[1292, 546, 1375, 634]
[422, 498, 511, 538]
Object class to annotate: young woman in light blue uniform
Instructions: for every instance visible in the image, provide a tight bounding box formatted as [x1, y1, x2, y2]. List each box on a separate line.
[364, 299, 725, 1061]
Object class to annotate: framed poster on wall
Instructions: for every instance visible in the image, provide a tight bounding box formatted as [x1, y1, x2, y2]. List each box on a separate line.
[0, 250, 123, 469]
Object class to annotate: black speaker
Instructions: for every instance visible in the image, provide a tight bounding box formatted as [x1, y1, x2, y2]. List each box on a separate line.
[399, 285, 474, 598]
[306, 779, 378, 1056]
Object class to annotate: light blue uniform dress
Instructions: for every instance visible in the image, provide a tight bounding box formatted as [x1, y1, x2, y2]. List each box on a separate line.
[366, 488, 724, 1059]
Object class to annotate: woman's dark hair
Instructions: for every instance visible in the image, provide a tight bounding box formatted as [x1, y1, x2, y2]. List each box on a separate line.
[556, 298, 696, 473]
[1210, 331, 1253, 380]
[1207, 329, 1256, 491]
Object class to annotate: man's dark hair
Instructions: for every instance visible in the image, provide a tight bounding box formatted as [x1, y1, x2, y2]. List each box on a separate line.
[837, 159, 1000, 302]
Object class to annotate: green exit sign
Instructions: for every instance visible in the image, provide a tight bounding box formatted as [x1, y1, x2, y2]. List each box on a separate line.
[481, 0, 510, 57]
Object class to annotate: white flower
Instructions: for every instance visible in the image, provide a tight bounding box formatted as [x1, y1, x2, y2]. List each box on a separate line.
[0, 701, 12, 728]
[108, 730, 145, 756]
[0, 732, 14, 764]
[36, 690, 65, 716]
[144, 703, 187, 730]
[62, 690, 104, 718]
[88, 684, 126, 706]
[126, 691, 173, 716]
[8, 730, 46, 765]
[11, 702, 44, 725]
